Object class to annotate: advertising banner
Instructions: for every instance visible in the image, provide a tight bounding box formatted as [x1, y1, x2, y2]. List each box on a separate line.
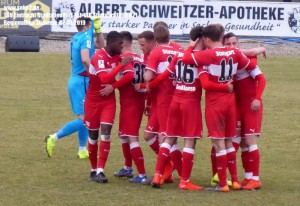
[1, 0, 300, 37]
[50, 0, 300, 37]
[0, 0, 51, 33]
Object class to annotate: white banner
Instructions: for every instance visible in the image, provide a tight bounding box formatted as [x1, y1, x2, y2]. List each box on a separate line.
[51, 0, 300, 37]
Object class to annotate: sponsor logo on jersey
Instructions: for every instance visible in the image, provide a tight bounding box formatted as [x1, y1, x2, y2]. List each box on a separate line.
[216, 50, 235, 57]
[98, 60, 104, 68]
[176, 85, 196, 92]
[86, 40, 91, 48]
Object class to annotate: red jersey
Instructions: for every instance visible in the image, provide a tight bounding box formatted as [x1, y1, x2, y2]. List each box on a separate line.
[87, 48, 121, 101]
[234, 56, 262, 104]
[167, 51, 202, 103]
[194, 47, 253, 102]
[169, 41, 184, 51]
[119, 52, 145, 99]
[146, 45, 180, 107]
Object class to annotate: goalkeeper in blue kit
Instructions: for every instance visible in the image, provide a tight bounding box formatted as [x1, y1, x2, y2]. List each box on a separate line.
[44, 17, 104, 159]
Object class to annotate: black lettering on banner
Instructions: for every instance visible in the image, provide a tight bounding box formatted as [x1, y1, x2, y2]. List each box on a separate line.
[219, 58, 233, 82]
[228, 6, 236, 18]
[219, 6, 228, 19]
[132, 4, 139, 16]
[224, 21, 275, 32]
[261, 7, 268, 20]
[278, 8, 284, 20]
[237, 7, 245, 19]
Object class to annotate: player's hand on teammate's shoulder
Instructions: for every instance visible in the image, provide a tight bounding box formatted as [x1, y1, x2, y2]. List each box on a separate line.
[100, 84, 114, 96]
[121, 56, 133, 66]
[227, 80, 234, 93]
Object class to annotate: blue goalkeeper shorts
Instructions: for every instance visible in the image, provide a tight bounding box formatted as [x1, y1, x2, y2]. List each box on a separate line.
[68, 75, 89, 115]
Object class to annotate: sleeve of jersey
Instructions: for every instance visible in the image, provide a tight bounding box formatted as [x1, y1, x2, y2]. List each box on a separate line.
[199, 73, 229, 92]
[148, 69, 171, 89]
[97, 63, 124, 84]
[182, 46, 196, 65]
[80, 36, 92, 50]
[254, 74, 266, 100]
[112, 71, 134, 89]
[146, 51, 159, 73]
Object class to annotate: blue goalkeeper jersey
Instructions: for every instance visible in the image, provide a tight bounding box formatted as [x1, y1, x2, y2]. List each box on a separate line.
[70, 22, 95, 75]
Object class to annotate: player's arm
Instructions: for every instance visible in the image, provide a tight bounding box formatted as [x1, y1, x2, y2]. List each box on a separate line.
[81, 49, 90, 71]
[93, 17, 105, 49]
[182, 46, 196, 65]
[100, 71, 134, 96]
[199, 72, 233, 92]
[250, 69, 266, 111]
[182, 38, 200, 65]
[144, 49, 159, 82]
[242, 46, 266, 59]
[138, 69, 171, 91]
[97, 56, 132, 84]
[112, 71, 134, 89]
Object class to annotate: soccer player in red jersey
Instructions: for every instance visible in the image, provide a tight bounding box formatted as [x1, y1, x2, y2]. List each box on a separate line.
[223, 32, 266, 190]
[102, 31, 148, 183]
[137, 31, 160, 156]
[144, 25, 183, 180]
[84, 31, 132, 183]
[153, 21, 184, 51]
[144, 26, 205, 190]
[183, 24, 260, 192]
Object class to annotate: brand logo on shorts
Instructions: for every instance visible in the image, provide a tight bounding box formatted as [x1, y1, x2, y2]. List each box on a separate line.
[288, 7, 300, 34]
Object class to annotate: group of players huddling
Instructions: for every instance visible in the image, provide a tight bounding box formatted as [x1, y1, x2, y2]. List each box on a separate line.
[45, 17, 266, 192]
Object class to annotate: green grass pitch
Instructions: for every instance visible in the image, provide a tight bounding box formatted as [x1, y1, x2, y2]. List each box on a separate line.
[0, 53, 299, 206]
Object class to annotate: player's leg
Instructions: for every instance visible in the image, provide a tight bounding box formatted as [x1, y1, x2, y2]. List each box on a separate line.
[84, 99, 101, 181]
[152, 137, 177, 188]
[114, 135, 133, 178]
[206, 138, 229, 192]
[144, 103, 160, 154]
[87, 129, 99, 180]
[243, 134, 261, 190]
[242, 103, 263, 190]
[205, 105, 229, 192]
[128, 136, 147, 183]
[178, 138, 203, 191]
[240, 137, 252, 186]
[44, 75, 88, 158]
[225, 104, 240, 190]
[114, 106, 133, 178]
[94, 100, 116, 183]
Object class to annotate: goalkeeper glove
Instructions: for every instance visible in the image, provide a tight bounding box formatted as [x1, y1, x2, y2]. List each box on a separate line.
[94, 17, 102, 34]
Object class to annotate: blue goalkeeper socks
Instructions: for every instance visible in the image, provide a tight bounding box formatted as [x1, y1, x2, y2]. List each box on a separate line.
[78, 124, 88, 148]
[56, 118, 84, 139]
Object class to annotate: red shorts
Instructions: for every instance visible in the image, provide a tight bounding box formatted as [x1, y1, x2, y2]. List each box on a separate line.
[205, 98, 236, 139]
[84, 98, 116, 130]
[238, 100, 263, 137]
[165, 100, 202, 138]
[119, 97, 145, 137]
[145, 103, 159, 134]
[157, 105, 170, 134]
